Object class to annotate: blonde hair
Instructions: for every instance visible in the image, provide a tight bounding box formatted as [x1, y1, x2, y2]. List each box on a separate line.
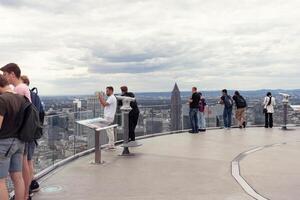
[21, 75, 30, 86]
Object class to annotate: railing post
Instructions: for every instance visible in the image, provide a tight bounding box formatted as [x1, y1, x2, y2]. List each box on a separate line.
[94, 130, 102, 164]
[121, 109, 131, 155]
[282, 102, 288, 130]
[280, 93, 290, 130]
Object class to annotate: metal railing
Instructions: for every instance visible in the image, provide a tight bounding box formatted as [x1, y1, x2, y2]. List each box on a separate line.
[6, 103, 300, 194]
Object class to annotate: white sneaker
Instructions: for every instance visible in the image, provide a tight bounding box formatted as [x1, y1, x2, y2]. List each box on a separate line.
[107, 145, 116, 150]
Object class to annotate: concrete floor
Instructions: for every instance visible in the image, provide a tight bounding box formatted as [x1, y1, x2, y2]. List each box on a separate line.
[34, 127, 300, 200]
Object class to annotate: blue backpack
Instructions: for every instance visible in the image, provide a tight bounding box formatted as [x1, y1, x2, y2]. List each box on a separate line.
[30, 87, 45, 124]
[224, 95, 233, 108]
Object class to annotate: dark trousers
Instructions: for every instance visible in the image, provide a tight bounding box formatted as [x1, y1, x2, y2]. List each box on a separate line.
[223, 107, 233, 128]
[189, 108, 199, 133]
[129, 112, 139, 141]
[265, 113, 273, 128]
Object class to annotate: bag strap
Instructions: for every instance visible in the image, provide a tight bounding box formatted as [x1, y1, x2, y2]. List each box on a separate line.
[267, 96, 272, 106]
[31, 87, 38, 94]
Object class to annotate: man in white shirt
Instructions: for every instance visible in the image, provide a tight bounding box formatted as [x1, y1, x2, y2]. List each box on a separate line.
[98, 86, 117, 149]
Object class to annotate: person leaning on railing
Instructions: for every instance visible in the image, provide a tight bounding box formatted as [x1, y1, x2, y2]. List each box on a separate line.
[120, 86, 140, 142]
[233, 91, 247, 129]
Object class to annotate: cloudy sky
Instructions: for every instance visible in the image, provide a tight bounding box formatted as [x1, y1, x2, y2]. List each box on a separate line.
[0, 0, 299, 95]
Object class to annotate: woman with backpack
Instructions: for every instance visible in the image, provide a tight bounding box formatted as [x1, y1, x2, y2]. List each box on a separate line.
[263, 92, 276, 128]
[233, 91, 247, 128]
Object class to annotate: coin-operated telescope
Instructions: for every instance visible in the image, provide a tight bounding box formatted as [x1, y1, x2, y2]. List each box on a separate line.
[279, 93, 290, 130]
[115, 96, 142, 155]
[279, 93, 290, 104]
[116, 96, 135, 111]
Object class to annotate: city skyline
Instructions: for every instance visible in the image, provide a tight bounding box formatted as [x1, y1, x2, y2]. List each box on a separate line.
[1, 0, 300, 95]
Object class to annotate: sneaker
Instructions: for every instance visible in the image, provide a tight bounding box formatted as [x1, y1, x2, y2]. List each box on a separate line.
[30, 180, 40, 193]
[199, 129, 206, 132]
[107, 145, 116, 150]
[243, 122, 246, 128]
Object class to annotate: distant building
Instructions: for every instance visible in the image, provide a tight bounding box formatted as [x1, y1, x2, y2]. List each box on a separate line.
[170, 83, 182, 131]
[87, 92, 104, 118]
[146, 118, 163, 134]
[182, 104, 191, 129]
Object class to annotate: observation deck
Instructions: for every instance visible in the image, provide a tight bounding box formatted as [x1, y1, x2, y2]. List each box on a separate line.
[32, 127, 300, 200]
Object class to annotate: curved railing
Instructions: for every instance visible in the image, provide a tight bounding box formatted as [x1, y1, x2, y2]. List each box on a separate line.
[7, 103, 299, 196]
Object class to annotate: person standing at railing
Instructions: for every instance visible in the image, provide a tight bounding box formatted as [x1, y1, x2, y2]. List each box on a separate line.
[188, 87, 200, 134]
[21, 75, 44, 195]
[219, 89, 233, 129]
[233, 91, 247, 129]
[0, 75, 26, 200]
[1, 63, 32, 200]
[198, 92, 207, 132]
[263, 92, 276, 128]
[120, 86, 140, 142]
[98, 86, 117, 149]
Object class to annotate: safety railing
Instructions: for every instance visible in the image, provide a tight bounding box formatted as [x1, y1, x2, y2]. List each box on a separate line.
[6, 102, 300, 194]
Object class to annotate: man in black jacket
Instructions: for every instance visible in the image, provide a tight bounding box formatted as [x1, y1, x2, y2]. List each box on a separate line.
[120, 86, 140, 141]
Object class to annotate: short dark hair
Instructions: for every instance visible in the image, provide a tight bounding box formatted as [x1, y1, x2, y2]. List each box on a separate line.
[21, 75, 30, 86]
[192, 87, 197, 91]
[106, 86, 114, 92]
[0, 75, 9, 87]
[222, 89, 228, 94]
[120, 86, 128, 93]
[1, 63, 21, 78]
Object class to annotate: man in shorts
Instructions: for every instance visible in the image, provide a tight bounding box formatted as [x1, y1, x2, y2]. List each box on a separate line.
[0, 74, 26, 200]
[1, 63, 33, 199]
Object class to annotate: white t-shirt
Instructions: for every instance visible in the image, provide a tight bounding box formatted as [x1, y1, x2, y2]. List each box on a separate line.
[104, 95, 117, 122]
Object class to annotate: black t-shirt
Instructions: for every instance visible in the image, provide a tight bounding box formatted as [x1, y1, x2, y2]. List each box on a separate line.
[190, 92, 200, 109]
[0, 92, 26, 139]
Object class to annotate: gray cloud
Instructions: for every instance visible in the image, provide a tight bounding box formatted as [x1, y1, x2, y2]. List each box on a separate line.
[0, 0, 299, 95]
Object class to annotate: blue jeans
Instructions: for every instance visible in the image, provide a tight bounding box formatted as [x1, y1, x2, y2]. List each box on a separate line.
[189, 108, 199, 133]
[223, 107, 233, 128]
[198, 112, 206, 129]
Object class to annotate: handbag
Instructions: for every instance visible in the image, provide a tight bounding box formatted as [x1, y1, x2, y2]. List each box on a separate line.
[263, 108, 267, 114]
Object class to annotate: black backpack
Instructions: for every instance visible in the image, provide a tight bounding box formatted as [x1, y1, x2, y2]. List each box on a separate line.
[17, 98, 43, 142]
[236, 95, 247, 108]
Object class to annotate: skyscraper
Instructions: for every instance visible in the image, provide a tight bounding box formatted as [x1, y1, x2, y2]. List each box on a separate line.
[87, 92, 104, 118]
[171, 83, 182, 131]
